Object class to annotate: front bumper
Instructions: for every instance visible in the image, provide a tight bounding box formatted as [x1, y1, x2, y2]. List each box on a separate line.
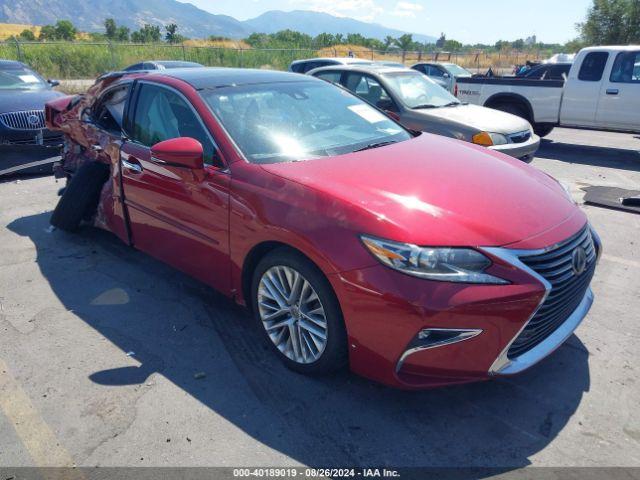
[489, 133, 540, 160]
[329, 220, 599, 389]
[0, 128, 63, 147]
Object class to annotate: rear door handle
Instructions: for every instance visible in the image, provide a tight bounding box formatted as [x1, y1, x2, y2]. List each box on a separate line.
[122, 158, 143, 173]
[606, 88, 619, 95]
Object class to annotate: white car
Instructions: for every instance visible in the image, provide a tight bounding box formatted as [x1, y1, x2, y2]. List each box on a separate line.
[289, 57, 373, 74]
[411, 62, 472, 93]
[456, 46, 640, 137]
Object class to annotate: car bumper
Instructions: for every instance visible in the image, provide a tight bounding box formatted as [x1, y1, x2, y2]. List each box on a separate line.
[489, 134, 540, 160]
[0, 128, 63, 148]
[329, 219, 599, 389]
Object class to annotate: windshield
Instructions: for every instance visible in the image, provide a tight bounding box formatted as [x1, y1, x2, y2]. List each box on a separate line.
[0, 65, 48, 90]
[382, 71, 460, 109]
[201, 80, 411, 164]
[444, 64, 472, 77]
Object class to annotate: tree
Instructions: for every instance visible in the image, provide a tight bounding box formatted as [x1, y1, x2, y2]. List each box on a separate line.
[314, 33, 336, 48]
[131, 24, 162, 43]
[165, 23, 179, 43]
[443, 39, 462, 51]
[435, 32, 446, 48]
[579, 0, 640, 44]
[105, 18, 117, 39]
[19, 29, 36, 41]
[383, 35, 396, 51]
[39, 25, 57, 41]
[115, 26, 130, 42]
[395, 34, 414, 62]
[54, 20, 77, 41]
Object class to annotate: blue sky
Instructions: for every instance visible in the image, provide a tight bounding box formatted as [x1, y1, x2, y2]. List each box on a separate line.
[181, 0, 591, 44]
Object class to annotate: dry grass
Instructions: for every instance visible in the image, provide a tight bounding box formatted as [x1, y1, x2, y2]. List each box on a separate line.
[183, 39, 251, 49]
[0, 23, 40, 40]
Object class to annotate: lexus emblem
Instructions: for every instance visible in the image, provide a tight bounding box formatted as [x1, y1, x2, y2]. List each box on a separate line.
[27, 114, 40, 126]
[572, 247, 587, 275]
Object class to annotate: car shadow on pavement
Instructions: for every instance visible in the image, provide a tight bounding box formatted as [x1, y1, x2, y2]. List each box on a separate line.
[537, 139, 640, 172]
[8, 212, 591, 472]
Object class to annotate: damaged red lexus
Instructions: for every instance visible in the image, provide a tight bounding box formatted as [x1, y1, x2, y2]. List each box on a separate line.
[45, 68, 601, 389]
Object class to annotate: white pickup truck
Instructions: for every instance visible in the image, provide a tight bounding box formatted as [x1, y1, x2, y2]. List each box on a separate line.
[456, 46, 640, 137]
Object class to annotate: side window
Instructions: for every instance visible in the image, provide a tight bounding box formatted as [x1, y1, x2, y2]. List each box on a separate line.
[413, 64, 426, 74]
[430, 67, 445, 78]
[290, 63, 304, 73]
[344, 73, 396, 111]
[131, 84, 221, 166]
[315, 71, 342, 84]
[93, 85, 129, 133]
[124, 63, 144, 72]
[610, 51, 640, 83]
[578, 52, 609, 82]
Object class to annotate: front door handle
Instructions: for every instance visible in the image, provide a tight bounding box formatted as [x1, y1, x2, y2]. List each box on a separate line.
[122, 158, 143, 173]
[606, 88, 619, 95]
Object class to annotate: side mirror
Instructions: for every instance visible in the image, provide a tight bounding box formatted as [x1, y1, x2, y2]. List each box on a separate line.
[151, 137, 204, 169]
[48, 79, 60, 87]
[443, 73, 451, 79]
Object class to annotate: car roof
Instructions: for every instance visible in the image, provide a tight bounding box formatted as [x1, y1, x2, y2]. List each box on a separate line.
[145, 67, 318, 89]
[291, 57, 373, 65]
[308, 64, 416, 76]
[153, 60, 203, 67]
[0, 60, 27, 68]
[581, 45, 640, 52]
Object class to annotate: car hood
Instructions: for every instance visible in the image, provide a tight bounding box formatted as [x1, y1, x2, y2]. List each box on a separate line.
[260, 133, 580, 247]
[0, 89, 64, 113]
[415, 103, 532, 135]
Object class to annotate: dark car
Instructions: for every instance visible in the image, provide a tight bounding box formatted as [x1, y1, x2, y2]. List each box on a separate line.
[122, 60, 204, 72]
[516, 63, 572, 80]
[0, 60, 65, 175]
[0, 60, 64, 148]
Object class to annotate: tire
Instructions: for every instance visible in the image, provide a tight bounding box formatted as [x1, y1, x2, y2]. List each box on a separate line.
[50, 161, 110, 232]
[251, 248, 348, 375]
[533, 124, 555, 137]
[491, 102, 529, 122]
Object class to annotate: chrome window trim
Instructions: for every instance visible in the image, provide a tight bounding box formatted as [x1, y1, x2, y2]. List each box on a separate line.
[395, 328, 483, 374]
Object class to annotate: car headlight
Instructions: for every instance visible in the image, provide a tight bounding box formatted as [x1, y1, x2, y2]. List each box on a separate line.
[360, 235, 508, 284]
[472, 131, 508, 146]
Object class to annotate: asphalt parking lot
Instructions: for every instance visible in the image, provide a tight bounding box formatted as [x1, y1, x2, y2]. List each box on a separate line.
[0, 128, 639, 471]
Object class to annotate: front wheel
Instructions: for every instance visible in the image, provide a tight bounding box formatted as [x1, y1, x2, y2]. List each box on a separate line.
[251, 249, 348, 375]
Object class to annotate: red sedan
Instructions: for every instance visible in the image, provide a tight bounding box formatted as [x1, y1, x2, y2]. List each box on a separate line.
[45, 68, 600, 389]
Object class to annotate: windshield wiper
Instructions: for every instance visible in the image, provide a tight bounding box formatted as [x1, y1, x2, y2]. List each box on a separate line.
[412, 104, 438, 109]
[352, 140, 398, 152]
[413, 101, 461, 109]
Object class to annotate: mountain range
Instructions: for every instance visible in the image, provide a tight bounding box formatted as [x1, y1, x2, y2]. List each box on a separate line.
[0, 0, 435, 43]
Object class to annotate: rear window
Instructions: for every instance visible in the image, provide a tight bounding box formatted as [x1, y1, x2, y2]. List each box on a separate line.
[578, 52, 609, 82]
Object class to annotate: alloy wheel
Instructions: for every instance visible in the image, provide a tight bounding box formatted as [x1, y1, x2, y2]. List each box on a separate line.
[257, 266, 328, 364]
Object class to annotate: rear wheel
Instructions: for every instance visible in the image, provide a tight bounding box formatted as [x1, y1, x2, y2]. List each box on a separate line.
[50, 161, 109, 232]
[251, 248, 348, 375]
[533, 124, 555, 137]
[491, 102, 529, 122]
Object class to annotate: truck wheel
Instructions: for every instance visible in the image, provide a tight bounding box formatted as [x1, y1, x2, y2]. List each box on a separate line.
[50, 162, 110, 232]
[251, 247, 348, 375]
[492, 102, 529, 122]
[533, 124, 555, 137]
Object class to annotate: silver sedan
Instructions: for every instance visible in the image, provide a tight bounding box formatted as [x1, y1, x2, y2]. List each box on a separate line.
[308, 64, 540, 161]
